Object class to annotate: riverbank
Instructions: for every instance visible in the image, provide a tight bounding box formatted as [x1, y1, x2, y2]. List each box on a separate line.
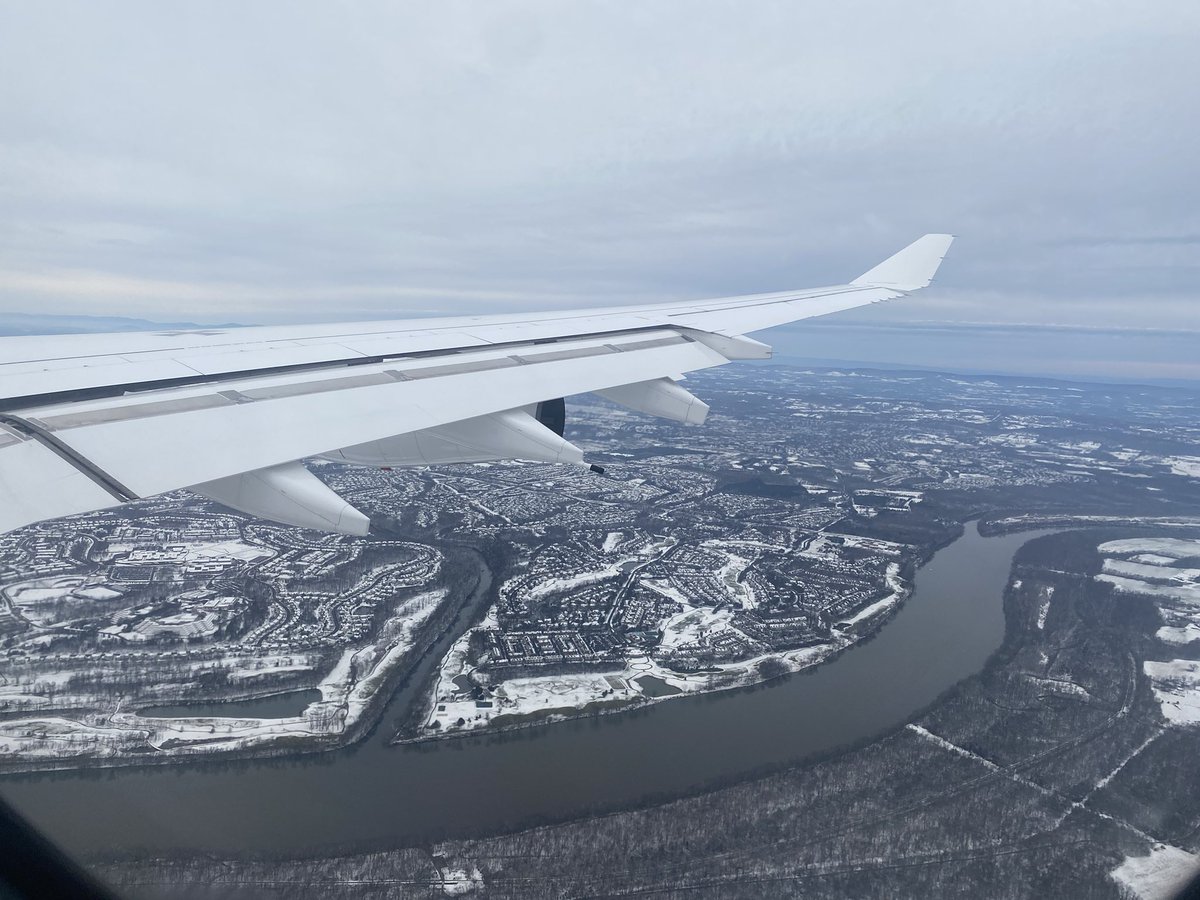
[95, 525, 1200, 899]
[0, 589, 449, 775]
[0, 519, 1039, 857]
[0, 543, 493, 776]
[397, 521, 931, 746]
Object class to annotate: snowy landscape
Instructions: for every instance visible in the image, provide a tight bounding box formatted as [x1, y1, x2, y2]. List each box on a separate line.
[2, 366, 1199, 898]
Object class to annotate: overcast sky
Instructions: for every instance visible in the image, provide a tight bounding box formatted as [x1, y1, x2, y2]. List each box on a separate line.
[1, 1, 1198, 333]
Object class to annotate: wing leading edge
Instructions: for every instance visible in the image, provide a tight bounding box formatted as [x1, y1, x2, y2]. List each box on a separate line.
[0, 234, 953, 534]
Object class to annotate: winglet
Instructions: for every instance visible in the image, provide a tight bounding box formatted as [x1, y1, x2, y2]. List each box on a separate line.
[850, 233, 954, 291]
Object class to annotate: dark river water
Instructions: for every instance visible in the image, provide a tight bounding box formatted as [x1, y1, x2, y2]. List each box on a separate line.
[0, 524, 1048, 859]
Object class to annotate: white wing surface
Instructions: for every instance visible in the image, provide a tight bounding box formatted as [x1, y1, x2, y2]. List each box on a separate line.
[0, 234, 952, 534]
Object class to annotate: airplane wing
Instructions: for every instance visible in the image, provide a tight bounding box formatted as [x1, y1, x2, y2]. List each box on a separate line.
[0, 234, 953, 535]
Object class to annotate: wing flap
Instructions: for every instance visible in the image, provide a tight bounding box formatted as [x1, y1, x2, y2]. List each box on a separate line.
[4, 333, 726, 513]
[0, 438, 122, 533]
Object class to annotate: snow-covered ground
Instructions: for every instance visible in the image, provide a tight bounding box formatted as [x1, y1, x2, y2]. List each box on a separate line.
[417, 555, 909, 741]
[420, 635, 845, 740]
[808, 532, 908, 558]
[656, 606, 739, 651]
[1036, 585, 1055, 630]
[1133, 553, 1181, 566]
[1022, 674, 1091, 699]
[838, 563, 905, 627]
[992, 515, 1200, 530]
[1111, 843, 1200, 899]
[1157, 622, 1200, 645]
[437, 865, 484, 896]
[1095, 537, 1200, 726]
[1100, 538, 1200, 559]
[705, 545, 758, 610]
[1097, 539, 1200, 607]
[2, 575, 126, 626]
[0, 589, 447, 764]
[525, 563, 627, 601]
[1163, 456, 1200, 479]
[1103, 558, 1200, 585]
[1144, 660, 1200, 725]
[1098, 573, 1200, 604]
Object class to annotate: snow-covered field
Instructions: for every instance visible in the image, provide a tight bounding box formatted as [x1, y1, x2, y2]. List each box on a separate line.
[525, 563, 627, 601]
[1099, 573, 1200, 604]
[1158, 623, 1200, 645]
[1163, 456, 1200, 479]
[1083, 542, 1200, 896]
[1099, 542, 1200, 614]
[1100, 538, 1200, 559]
[656, 606, 739, 651]
[1103, 557, 1200, 585]
[1094, 537, 1200, 726]
[707, 545, 758, 610]
[2, 575, 127, 626]
[1144, 660, 1200, 726]
[1097, 539, 1200, 608]
[1111, 843, 1200, 900]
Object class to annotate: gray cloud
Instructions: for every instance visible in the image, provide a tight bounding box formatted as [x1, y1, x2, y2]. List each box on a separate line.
[1, 0, 1198, 329]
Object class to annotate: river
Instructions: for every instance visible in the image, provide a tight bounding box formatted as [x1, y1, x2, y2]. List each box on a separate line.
[0, 524, 1049, 859]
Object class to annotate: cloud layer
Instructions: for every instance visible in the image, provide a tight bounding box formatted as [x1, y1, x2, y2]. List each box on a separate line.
[2, 1, 1197, 328]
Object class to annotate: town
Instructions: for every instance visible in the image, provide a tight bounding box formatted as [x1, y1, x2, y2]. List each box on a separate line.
[0, 366, 1197, 765]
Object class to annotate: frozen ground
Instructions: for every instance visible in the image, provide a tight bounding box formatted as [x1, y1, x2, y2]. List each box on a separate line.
[1102, 558, 1200, 584]
[709, 548, 758, 610]
[1144, 660, 1200, 726]
[416, 550, 908, 740]
[0, 589, 447, 765]
[1111, 843, 1200, 900]
[656, 606, 740, 652]
[1163, 456, 1200, 479]
[1157, 623, 1200, 645]
[1097, 539, 1200, 607]
[1098, 573, 1200, 604]
[526, 563, 628, 601]
[838, 563, 904, 626]
[419, 634, 844, 740]
[992, 515, 1200, 530]
[1095, 537, 1200, 726]
[1099, 538, 1200, 559]
[1036, 585, 1055, 630]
